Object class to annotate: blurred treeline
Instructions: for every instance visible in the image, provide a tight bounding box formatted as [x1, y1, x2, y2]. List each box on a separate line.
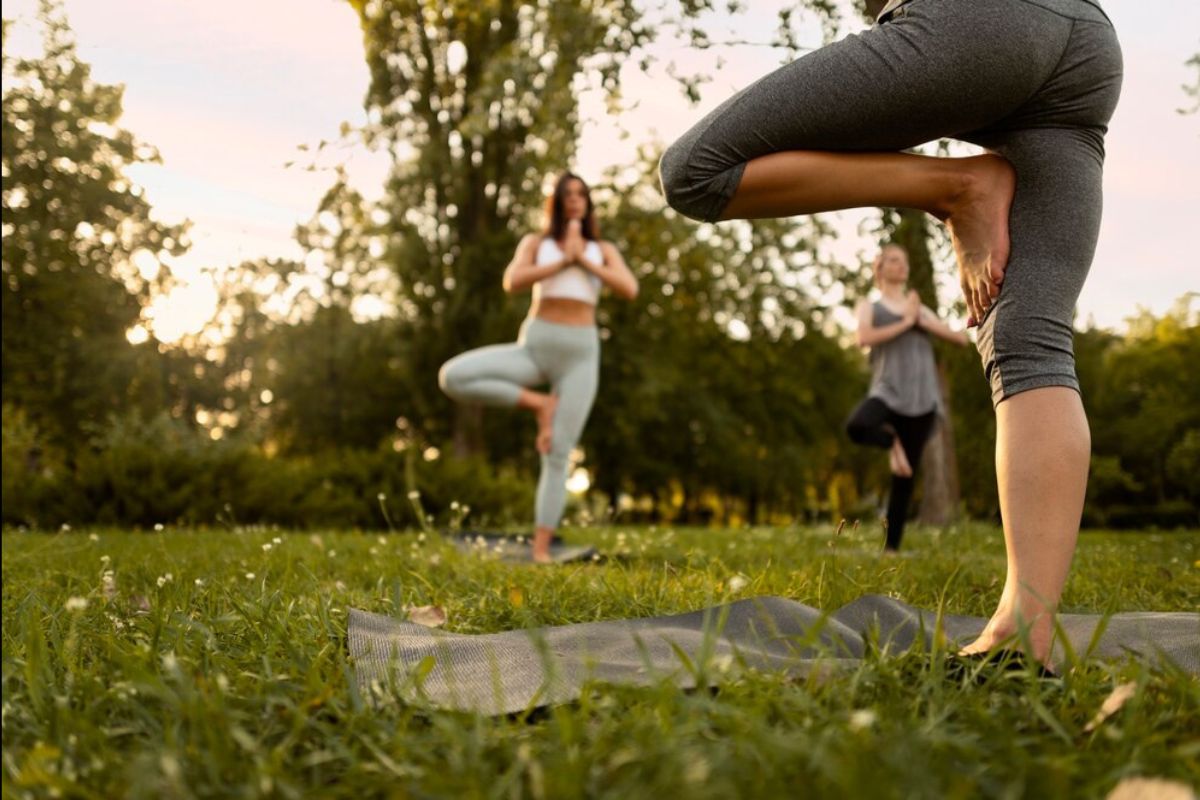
[3, 3, 1197, 531]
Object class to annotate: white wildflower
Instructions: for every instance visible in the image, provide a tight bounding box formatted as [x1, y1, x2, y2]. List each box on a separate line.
[849, 709, 877, 731]
[272, 536, 282, 545]
[64, 596, 89, 612]
[407, 490, 420, 500]
[154, 523, 164, 532]
[262, 543, 273, 552]
[728, 574, 750, 593]
[61, 524, 72, 532]
[245, 572, 256, 580]
[88, 533, 99, 542]
[162, 652, 179, 671]
[377, 492, 387, 501]
[156, 573, 173, 588]
[194, 578, 205, 587]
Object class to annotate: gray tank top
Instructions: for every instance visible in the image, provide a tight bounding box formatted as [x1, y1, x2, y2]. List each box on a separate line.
[868, 301, 941, 417]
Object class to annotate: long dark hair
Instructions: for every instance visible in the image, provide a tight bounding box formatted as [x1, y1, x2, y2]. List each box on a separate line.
[543, 172, 599, 242]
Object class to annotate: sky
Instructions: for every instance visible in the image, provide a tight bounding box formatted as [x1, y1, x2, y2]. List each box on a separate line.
[6, 0, 1198, 341]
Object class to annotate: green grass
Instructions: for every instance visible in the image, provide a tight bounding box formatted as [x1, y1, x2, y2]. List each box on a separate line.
[3, 524, 1199, 799]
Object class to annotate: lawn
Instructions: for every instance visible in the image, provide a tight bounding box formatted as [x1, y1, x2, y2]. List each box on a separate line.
[3, 524, 1198, 799]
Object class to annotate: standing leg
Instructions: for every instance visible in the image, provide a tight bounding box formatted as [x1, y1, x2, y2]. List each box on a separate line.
[963, 126, 1118, 660]
[885, 411, 938, 551]
[532, 345, 599, 562]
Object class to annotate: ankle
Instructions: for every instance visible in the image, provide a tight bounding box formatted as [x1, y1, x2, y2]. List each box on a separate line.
[932, 161, 976, 221]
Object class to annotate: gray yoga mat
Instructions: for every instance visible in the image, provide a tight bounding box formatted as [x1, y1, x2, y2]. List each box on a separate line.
[451, 532, 598, 564]
[348, 595, 1200, 715]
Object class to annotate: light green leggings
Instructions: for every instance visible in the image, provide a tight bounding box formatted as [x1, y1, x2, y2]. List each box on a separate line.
[438, 318, 599, 530]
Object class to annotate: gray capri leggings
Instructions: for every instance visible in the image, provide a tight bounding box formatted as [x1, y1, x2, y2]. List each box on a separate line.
[438, 318, 599, 530]
[659, 0, 1123, 405]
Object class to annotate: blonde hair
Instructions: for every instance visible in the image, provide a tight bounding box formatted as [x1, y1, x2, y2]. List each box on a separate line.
[872, 243, 909, 288]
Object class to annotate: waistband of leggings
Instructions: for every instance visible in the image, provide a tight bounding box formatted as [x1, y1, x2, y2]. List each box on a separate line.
[879, 0, 1112, 25]
[522, 317, 600, 339]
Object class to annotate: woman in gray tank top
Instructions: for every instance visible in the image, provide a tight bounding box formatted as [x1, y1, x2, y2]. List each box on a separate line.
[847, 245, 969, 551]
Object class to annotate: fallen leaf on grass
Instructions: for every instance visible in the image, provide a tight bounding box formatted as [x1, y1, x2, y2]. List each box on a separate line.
[1084, 681, 1137, 733]
[407, 605, 447, 628]
[1105, 777, 1196, 800]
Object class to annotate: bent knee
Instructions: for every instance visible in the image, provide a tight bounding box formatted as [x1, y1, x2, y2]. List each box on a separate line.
[979, 304, 1080, 407]
[437, 361, 461, 398]
[658, 137, 745, 223]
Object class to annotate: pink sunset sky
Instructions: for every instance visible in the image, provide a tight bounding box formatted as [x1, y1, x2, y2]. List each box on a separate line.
[6, 0, 1198, 340]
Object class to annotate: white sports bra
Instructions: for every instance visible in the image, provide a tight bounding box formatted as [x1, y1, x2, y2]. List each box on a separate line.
[532, 237, 604, 305]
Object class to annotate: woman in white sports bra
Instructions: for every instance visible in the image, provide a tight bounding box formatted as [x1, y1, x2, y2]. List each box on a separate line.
[438, 173, 638, 562]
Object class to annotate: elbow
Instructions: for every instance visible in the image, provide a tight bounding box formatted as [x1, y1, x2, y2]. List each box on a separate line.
[623, 281, 639, 301]
[501, 272, 518, 294]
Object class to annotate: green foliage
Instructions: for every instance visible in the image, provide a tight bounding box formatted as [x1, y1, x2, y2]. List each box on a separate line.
[1, 409, 531, 530]
[1, 404, 61, 525]
[1, 1, 188, 447]
[2, 526, 1197, 797]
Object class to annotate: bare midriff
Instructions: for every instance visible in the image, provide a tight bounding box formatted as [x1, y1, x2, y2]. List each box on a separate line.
[531, 296, 596, 326]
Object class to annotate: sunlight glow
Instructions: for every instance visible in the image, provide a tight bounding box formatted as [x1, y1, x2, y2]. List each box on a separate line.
[146, 277, 218, 343]
[566, 467, 591, 495]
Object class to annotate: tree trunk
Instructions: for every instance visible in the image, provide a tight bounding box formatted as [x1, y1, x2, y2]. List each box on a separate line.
[450, 402, 485, 459]
[919, 363, 961, 524]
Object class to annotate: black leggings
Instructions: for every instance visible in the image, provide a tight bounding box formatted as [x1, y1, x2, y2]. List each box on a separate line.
[846, 398, 937, 551]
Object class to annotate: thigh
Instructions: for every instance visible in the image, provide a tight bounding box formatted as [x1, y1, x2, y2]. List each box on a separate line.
[674, 0, 1074, 177]
[441, 342, 544, 388]
[847, 397, 893, 431]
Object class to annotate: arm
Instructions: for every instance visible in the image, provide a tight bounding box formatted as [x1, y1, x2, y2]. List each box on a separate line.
[502, 234, 567, 294]
[578, 241, 639, 301]
[916, 305, 970, 346]
[855, 299, 917, 348]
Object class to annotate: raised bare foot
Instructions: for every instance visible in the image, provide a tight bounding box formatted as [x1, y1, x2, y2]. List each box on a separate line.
[535, 394, 558, 455]
[944, 154, 1016, 326]
[890, 438, 913, 478]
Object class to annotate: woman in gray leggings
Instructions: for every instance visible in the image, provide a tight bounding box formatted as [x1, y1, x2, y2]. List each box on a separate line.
[439, 173, 639, 562]
[659, 0, 1122, 664]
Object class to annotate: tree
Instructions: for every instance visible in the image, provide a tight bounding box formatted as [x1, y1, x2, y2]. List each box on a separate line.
[345, 0, 848, 461]
[2, 1, 187, 447]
